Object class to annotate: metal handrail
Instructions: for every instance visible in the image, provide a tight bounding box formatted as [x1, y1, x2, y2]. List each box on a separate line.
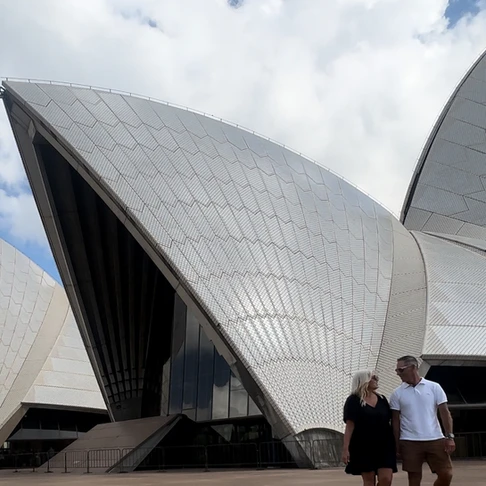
[0, 434, 482, 474]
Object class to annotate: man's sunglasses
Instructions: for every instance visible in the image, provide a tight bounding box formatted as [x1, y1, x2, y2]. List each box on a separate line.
[395, 365, 413, 374]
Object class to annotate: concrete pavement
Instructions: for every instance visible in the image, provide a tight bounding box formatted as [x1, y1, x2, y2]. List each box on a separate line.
[0, 462, 484, 485]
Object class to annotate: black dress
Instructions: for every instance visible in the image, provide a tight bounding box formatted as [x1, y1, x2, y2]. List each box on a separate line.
[343, 393, 397, 475]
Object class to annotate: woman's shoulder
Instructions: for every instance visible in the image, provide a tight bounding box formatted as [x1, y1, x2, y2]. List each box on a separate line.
[376, 393, 390, 404]
[345, 393, 360, 404]
[343, 393, 362, 422]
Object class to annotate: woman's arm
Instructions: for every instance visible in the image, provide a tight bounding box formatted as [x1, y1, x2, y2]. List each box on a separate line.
[341, 420, 355, 464]
[392, 410, 401, 455]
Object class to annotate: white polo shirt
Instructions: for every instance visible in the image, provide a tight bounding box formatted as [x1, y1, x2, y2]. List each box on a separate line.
[389, 378, 448, 441]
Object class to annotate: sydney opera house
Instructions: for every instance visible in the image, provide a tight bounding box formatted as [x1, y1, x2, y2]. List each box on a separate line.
[1, 48, 486, 468]
[0, 238, 107, 453]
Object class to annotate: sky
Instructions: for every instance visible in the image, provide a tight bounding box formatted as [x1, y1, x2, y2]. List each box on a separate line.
[1, 0, 486, 283]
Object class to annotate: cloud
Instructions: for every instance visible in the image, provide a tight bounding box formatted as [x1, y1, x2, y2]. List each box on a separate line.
[0, 189, 47, 247]
[1, 0, 486, 245]
[0, 104, 47, 249]
[0, 111, 27, 188]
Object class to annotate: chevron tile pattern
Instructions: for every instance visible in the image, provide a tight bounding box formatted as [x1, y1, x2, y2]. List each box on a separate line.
[0, 239, 55, 408]
[4, 80, 400, 434]
[403, 50, 486, 238]
[0, 238, 105, 442]
[413, 231, 486, 358]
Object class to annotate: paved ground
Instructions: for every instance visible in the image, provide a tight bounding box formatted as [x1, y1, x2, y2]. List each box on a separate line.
[0, 462, 484, 485]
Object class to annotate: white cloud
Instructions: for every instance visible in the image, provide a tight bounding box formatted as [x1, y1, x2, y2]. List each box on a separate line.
[0, 102, 45, 246]
[1, 0, 486, 238]
[0, 111, 26, 188]
[0, 189, 47, 246]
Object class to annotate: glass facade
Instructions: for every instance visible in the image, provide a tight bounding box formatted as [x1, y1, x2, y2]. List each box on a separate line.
[6, 408, 109, 453]
[212, 350, 231, 420]
[229, 372, 249, 418]
[197, 326, 214, 421]
[427, 366, 486, 405]
[167, 295, 260, 422]
[168, 296, 186, 414]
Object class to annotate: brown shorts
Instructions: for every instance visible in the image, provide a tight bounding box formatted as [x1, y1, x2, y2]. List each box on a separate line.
[399, 439, 453, 473]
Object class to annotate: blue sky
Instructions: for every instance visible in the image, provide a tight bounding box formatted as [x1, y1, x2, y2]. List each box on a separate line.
[446, 0, 480, 26]
[14, 241, 60, 282]
[0, 0, 485, 286]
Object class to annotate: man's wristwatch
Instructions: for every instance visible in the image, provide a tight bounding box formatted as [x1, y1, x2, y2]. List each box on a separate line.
[445, 433, 455, 440]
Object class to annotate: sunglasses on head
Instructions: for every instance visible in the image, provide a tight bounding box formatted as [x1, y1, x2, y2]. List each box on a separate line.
[371, 375, 379, 381]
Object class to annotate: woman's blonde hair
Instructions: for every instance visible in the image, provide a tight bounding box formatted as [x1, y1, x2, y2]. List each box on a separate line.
[351, 370, 376, 406]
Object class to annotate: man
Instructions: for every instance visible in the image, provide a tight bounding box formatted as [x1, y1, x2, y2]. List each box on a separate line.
[390, 356, 455, 486]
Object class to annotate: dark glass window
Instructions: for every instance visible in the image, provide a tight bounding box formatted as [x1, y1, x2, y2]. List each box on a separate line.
[229, 372, 249, 418]
[56, 410, 77, 432]
[196, 326, 214, 421]
[427, 366, 486, 405]
[163, 294, 260, 422]
[211, 424, 233, 443]
[184, 408, 196, 421]
[21, 414, 40, 430]
[160, 357, 171, 416]
[183, 310, 200, 411]
[169, 295, 186, 414]
[41, 417, 59, 431]
[212, 351, 230, 420]
[248, 397, 260, 416]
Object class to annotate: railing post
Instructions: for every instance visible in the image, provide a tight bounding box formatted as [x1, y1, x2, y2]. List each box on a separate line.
[314, 440, 318, 468]
[251, 443, 258, 471]
[312, 440, 318, 468]
[46, 453, 52, 473]
[204, 446, 209, 472]
[86, 450, 90, 474]
[155, 447, 160, 472]
[121, 448, 129, 473]
[64, 452, 68, 474]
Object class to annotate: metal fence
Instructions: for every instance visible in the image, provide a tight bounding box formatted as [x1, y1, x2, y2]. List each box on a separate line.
[454, 432, 486, 459]
[0, 440, 342, 473]
[0, 452, 51, 472]
[0, 434, 482, 474]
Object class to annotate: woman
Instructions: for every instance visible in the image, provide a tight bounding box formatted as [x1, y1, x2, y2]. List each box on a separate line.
[342, 370, 397, 486]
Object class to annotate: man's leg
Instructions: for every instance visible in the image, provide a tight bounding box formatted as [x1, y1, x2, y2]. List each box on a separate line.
[426, 440, 453, 486]
[400, 441, 425, 486]
[407, 472, 422, 486]
[434, 470, 453, 486]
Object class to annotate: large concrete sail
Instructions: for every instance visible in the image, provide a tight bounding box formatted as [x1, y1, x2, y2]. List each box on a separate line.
[412, 231, 486, 363]
[2, 80, 401, 442]
[402, 49, 486, 238]
[0, 238, 105, 444]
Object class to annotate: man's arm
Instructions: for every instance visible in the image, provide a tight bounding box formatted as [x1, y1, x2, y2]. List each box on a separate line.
[438, 402, 453, 436]
[438, 402, 456, 454]
[435, 382, 455, 453]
